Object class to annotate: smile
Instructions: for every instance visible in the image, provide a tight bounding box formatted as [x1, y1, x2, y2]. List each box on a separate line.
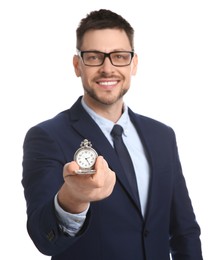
[97, 81, 118, 86]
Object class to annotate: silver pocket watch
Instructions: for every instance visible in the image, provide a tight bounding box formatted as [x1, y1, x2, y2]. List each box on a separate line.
[74, 139, 98, 174]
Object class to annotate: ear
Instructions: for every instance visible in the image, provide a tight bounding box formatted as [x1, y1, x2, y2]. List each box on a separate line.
[131, 53, 138, 76]
[73, 55, 81, 77]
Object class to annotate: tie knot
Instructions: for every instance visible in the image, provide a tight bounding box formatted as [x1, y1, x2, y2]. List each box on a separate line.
[111, 124, 123, 138]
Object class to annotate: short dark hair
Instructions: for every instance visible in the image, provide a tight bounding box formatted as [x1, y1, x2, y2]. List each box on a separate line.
[76, 9, 134, 50]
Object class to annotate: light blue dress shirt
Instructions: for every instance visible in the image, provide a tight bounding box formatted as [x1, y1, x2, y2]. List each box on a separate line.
[55, 98, 150, 236]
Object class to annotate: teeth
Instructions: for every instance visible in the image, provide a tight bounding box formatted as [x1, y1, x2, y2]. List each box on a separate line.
[98, 81, 117, 86]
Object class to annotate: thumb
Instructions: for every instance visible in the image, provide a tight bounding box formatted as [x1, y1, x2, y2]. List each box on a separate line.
[63, 161, 79, 178]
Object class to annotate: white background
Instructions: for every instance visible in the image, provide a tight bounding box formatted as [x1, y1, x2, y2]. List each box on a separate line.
[1, 0, 223, 259]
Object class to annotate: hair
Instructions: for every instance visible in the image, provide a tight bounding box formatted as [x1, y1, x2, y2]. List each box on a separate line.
[76, 9, 134, 50]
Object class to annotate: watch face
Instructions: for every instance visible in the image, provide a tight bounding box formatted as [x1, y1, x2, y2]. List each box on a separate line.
[75, 148, 97, 169]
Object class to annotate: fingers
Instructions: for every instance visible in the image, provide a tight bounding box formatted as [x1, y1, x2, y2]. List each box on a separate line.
[63, 156, 115, 183]
[62, 156, 116, 203]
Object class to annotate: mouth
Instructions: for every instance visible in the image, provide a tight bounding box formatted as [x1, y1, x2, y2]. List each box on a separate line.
[96, 80, 119, 89]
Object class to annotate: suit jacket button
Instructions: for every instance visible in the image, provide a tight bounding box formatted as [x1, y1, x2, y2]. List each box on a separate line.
[46, 230, 55, 241]
[143, 229, 149, 237]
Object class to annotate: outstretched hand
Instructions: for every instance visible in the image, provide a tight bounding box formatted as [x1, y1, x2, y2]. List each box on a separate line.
[58, 156, 116, 214]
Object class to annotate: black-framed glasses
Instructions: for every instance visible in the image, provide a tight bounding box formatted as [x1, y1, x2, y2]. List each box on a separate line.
[77, 50, 134, 67]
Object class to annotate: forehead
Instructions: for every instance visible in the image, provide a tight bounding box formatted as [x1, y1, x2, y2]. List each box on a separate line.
[81, 29, 131, 51]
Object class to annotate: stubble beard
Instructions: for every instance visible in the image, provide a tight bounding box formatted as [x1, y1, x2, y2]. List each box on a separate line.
[84, 86, 128, 106]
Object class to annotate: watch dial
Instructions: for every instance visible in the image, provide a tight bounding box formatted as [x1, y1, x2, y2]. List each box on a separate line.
[76, 148, 97, 169]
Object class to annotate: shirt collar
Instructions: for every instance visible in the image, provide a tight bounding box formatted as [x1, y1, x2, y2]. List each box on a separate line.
[116, 104, 130, 136]
[81, 97, 130, 136]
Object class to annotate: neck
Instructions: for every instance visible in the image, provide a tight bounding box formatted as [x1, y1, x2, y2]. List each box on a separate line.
[83, 96, 124, 123]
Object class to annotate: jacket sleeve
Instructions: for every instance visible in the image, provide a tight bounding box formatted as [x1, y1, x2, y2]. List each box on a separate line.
[22, 126, 90, 256]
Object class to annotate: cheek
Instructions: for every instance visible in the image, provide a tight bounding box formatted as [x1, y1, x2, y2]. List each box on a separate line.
[77, 65, 96, 78]
[81, 70, 92, 81]
[79, 70, 95, 87]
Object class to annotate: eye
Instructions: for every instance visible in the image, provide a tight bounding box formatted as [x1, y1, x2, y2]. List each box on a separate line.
[86, 53, 99, 61]
[113, 53, 130, 61]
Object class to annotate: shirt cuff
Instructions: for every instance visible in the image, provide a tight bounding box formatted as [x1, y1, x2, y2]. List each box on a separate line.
[54, 194, 89, 236]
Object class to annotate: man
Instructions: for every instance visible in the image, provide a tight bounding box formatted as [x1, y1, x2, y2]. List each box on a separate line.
[22, 9, 203, 260]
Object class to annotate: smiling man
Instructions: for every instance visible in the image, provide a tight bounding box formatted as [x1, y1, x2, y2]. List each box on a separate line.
[22, 9, 203, 260]
[74, 28, 137, 115]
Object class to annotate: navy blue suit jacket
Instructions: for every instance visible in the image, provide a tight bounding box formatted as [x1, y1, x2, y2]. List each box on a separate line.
[22, 96, 203, 259]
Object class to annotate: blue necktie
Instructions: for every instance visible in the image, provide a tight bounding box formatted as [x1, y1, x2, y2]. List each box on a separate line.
[111, 124, 140, 205]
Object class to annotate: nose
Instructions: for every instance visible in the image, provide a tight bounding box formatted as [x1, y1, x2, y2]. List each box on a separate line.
[99, 56, 115, 73]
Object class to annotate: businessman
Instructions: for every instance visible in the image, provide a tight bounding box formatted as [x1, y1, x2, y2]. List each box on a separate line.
[22, 9, 203, 259]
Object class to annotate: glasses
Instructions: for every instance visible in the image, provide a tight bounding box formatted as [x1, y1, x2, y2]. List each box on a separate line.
[78, 50, 134, 67]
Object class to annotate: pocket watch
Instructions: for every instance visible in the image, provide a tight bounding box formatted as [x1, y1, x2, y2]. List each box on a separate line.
[73, 139, 98, 174]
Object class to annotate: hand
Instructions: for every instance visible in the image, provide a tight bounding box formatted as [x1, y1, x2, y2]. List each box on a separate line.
[58, 156, 116, 214]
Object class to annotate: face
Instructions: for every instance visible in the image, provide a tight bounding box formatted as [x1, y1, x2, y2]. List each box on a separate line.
[73, 29, 138, 109]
